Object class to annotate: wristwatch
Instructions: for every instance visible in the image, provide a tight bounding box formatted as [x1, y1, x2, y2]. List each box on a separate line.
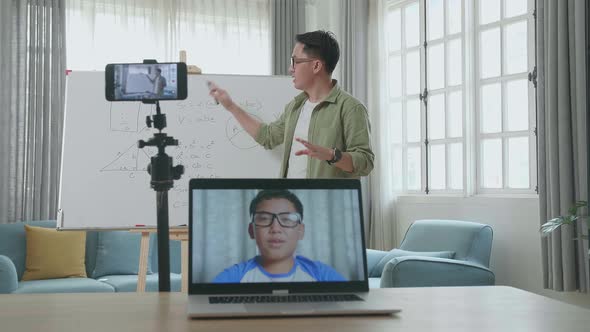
[327, 148, 342, 165]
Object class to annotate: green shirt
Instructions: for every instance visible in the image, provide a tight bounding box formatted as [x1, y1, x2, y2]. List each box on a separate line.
[255, 82, 374, 178]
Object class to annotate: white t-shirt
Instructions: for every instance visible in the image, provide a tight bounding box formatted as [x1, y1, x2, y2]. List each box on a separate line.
[287, 99, 320, 178]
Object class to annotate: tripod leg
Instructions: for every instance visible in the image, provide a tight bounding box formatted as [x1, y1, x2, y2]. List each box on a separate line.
[156, 191, 171, 292]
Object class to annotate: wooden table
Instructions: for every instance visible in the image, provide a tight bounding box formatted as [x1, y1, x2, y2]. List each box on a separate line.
[129, 227, 188, 293]
[1, 286, 589, 332]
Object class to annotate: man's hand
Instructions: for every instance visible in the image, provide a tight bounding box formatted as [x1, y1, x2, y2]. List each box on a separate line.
[294, 138, 334, 161]
[207, 81, 236, 110]
[206, 81, 262, 139]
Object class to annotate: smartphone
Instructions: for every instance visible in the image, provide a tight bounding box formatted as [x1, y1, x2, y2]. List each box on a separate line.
[105, 62, 187, 101]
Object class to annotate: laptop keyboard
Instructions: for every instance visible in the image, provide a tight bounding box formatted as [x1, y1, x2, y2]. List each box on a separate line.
[209, 294, 363, 304]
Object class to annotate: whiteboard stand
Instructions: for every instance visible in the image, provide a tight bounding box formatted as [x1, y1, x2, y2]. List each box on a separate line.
[130, 226, 189, 293]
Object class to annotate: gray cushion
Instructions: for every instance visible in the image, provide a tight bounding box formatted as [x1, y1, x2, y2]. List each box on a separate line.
[98, 273, 182, 292]
[92, 231, 152, 278]
[14, 278, 115, 293]
[369, 249, 455, 277]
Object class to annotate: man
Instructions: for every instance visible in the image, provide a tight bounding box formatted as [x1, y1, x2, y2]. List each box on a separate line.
[207, 30, 374, 178]
[146, 67, 166, 97]
[212, 190, 346, 283]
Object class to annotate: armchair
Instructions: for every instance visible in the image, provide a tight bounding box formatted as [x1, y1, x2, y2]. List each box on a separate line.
[367, 219, 495, 288]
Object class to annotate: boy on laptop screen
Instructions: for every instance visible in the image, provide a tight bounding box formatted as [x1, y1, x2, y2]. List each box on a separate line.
[191, 186, 365, 285]
[212, 189, 346, 283]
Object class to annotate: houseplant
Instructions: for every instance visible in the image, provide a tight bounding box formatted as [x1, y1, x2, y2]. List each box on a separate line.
[540, 201, 589, 254]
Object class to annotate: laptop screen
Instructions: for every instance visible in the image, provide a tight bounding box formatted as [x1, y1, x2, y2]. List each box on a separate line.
[189, 179, 369, 294]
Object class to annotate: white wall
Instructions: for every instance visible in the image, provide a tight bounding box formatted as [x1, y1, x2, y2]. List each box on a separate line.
[395, 195, 590, 309]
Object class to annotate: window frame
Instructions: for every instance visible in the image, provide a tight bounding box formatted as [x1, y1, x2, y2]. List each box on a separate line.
[383, 0, 537, 196]
[473, 0, 537, 194]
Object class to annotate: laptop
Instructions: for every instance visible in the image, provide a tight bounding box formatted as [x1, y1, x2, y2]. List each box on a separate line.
[187, 178, 401, 318]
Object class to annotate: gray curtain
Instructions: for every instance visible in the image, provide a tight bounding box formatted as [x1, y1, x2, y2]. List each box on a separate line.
[339, 0, 373, 245]
[0, 0, 66, 224]
[340, 0, 368, 104]
[537, 0, 589, 292]
[271, 0, 306, 75]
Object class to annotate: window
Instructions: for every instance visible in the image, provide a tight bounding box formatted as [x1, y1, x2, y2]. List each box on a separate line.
[383, 0, 536, 194]
[475, 0, 535, 193]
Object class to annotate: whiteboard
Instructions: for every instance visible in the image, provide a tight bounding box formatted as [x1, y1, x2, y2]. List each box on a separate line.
[58, 72, 298, 229]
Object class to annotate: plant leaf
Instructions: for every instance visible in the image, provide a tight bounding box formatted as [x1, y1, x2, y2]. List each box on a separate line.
[540, 222, 564, 236]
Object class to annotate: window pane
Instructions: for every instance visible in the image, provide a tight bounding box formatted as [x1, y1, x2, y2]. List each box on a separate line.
[447, 0, 462, 35]
[406, 99, 421, 142]
[508, 137, 529, 188]
[428, 43, 445, 90]
[392, 146, 403, 190]
[479, 0, 500, 24]
[407, 147, 422, 190]
[448, 143, 463, 189]
[448, 90, 463, 137]
[406, 50, 420, 95]
[505, 79, 529, 131]
[390, 101, 403, 144]
[389, 55, 402, 98]
[429, 144, 446, 190]
[481, 138, 503, 188]
[505, 0, 527, 18]
[428, 0, 444, 41]
[504, 21, 528, 75]
[480, 28, 501, 78]
[481, 83, 502, 133]
[405, 2, 420, 48]
[429, 93, 445, 139]
[447, 38, 462, 86]
[387, 8, 401, 52]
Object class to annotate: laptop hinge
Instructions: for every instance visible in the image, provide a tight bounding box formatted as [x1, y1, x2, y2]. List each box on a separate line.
[272, 289, 289, 295]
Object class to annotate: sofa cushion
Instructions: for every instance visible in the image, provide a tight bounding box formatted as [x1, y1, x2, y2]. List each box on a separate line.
[21, 225, 87, 281]
[14, 277, 115, 293]
[369, 249, 455, 277]
[368, 277, 381, 289]
[98, 273, 182, 292]
[92, 231, 152, 278]
[0, 220, 56, 280]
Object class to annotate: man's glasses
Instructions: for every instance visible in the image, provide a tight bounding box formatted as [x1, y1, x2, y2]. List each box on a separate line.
[252, 211, 302, 228]
[290, 56, 316, 69]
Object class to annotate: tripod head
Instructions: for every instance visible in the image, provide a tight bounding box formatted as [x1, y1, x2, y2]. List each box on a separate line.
[137, 101, 184, 192]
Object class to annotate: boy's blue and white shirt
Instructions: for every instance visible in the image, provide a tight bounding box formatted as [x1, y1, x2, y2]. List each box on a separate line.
[212, 255, 347, 283]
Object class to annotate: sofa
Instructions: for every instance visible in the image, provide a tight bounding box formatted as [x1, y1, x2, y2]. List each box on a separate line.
[0, 220, 182, 293]
[366, 219, 495, 288]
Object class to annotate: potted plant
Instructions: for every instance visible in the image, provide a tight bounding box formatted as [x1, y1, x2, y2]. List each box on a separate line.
[540, 201, 589, 254]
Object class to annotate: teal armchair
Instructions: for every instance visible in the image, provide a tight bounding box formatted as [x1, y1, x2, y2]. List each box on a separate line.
[367, 219, 495, 288]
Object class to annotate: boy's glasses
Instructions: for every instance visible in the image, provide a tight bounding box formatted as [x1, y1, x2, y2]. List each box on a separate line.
[290, 56, 316, 69]
[252, 212, 302, 228]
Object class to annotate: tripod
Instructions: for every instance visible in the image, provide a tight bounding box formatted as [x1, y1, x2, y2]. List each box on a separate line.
[138, 101, 184, 292]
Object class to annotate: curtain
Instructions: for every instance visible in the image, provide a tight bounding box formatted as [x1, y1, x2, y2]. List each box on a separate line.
[340, 0, 368, 104]
[191, 189, 365, 282]
[339, 0, 373, 241]
[0, 0, 67, 224]
[365, 0, 398, 250]
[65, 0, 271, 74]
[537, 0, 589, 292]
[304, 0, 342, 80]
[271, 0, 306, 75]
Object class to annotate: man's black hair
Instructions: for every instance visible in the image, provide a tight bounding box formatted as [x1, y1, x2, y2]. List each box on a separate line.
[295, 30, 340, 74]
[249, 190, 303, 219]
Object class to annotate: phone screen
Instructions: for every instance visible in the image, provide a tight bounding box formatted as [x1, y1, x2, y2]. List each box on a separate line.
[105, 62, 187, 101]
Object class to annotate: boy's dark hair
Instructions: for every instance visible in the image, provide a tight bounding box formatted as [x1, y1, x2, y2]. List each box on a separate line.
[249, 190, 304, 219]
[295, 30, 340, 74]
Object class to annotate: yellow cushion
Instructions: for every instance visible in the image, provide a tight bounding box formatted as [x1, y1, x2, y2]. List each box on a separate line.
[21, 225, 87, 281]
